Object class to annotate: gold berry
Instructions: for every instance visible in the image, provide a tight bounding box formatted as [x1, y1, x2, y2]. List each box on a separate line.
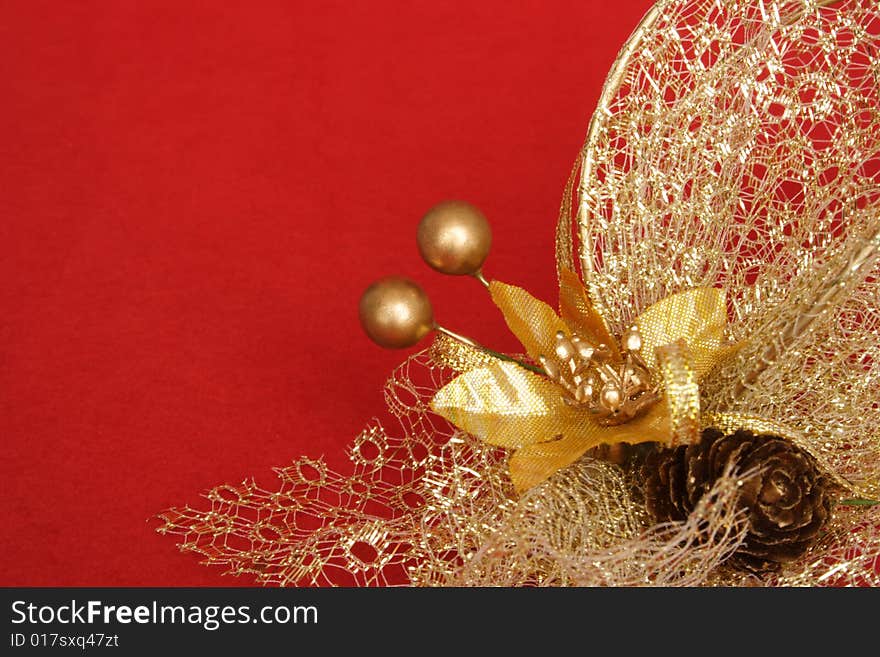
[359, 277, 434, 349]
[417, 200, 492, 276]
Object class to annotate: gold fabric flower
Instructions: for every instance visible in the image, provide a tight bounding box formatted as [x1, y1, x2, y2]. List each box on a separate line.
[430, 268, 735, 493]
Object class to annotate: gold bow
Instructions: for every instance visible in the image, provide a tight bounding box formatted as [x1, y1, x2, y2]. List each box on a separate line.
[430, 269, 737, 493]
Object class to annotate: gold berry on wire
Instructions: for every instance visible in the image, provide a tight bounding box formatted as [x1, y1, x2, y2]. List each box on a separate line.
[358, 277, 434, 349]
[359, 199, 510, 359]
[417, 200, 492, 279]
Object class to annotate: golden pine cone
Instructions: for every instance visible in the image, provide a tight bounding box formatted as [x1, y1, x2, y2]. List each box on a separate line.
[641, 428, 834, 571]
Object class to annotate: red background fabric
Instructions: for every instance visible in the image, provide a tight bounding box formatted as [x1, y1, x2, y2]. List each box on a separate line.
[2, 0, 656, 585]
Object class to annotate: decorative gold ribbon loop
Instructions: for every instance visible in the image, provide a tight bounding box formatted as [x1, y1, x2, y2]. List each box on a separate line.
[655, 339, 701, 447]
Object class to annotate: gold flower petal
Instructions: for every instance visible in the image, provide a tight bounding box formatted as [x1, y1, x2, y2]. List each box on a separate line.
[635, 287, 727, 378]
[430, 360, 576, 449]
[602, 401, 672, 445]
[509, 433, 598, 494]
[558, 268, 620, 361]
[508, 404, 669, 493]
[489, 281, 568, 362]
[509, 402, 671, 493]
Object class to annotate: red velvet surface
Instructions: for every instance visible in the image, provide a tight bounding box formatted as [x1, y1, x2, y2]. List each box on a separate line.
[1, 1, 657, 585]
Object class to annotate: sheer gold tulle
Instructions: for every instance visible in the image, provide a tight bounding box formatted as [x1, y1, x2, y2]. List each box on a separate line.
[158, 0, 880, 586]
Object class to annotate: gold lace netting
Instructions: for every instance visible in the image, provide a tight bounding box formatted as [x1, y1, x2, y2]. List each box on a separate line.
[157, 0, 880, 586]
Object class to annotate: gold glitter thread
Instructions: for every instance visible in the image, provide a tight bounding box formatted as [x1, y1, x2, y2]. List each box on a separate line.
[656, 340, 701, 446]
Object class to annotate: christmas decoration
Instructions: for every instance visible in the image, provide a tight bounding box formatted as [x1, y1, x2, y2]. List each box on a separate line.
[158, 0, 880, 586]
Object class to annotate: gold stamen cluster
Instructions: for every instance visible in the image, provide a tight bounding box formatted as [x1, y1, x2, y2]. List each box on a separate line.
[539, 326, 659, 425]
